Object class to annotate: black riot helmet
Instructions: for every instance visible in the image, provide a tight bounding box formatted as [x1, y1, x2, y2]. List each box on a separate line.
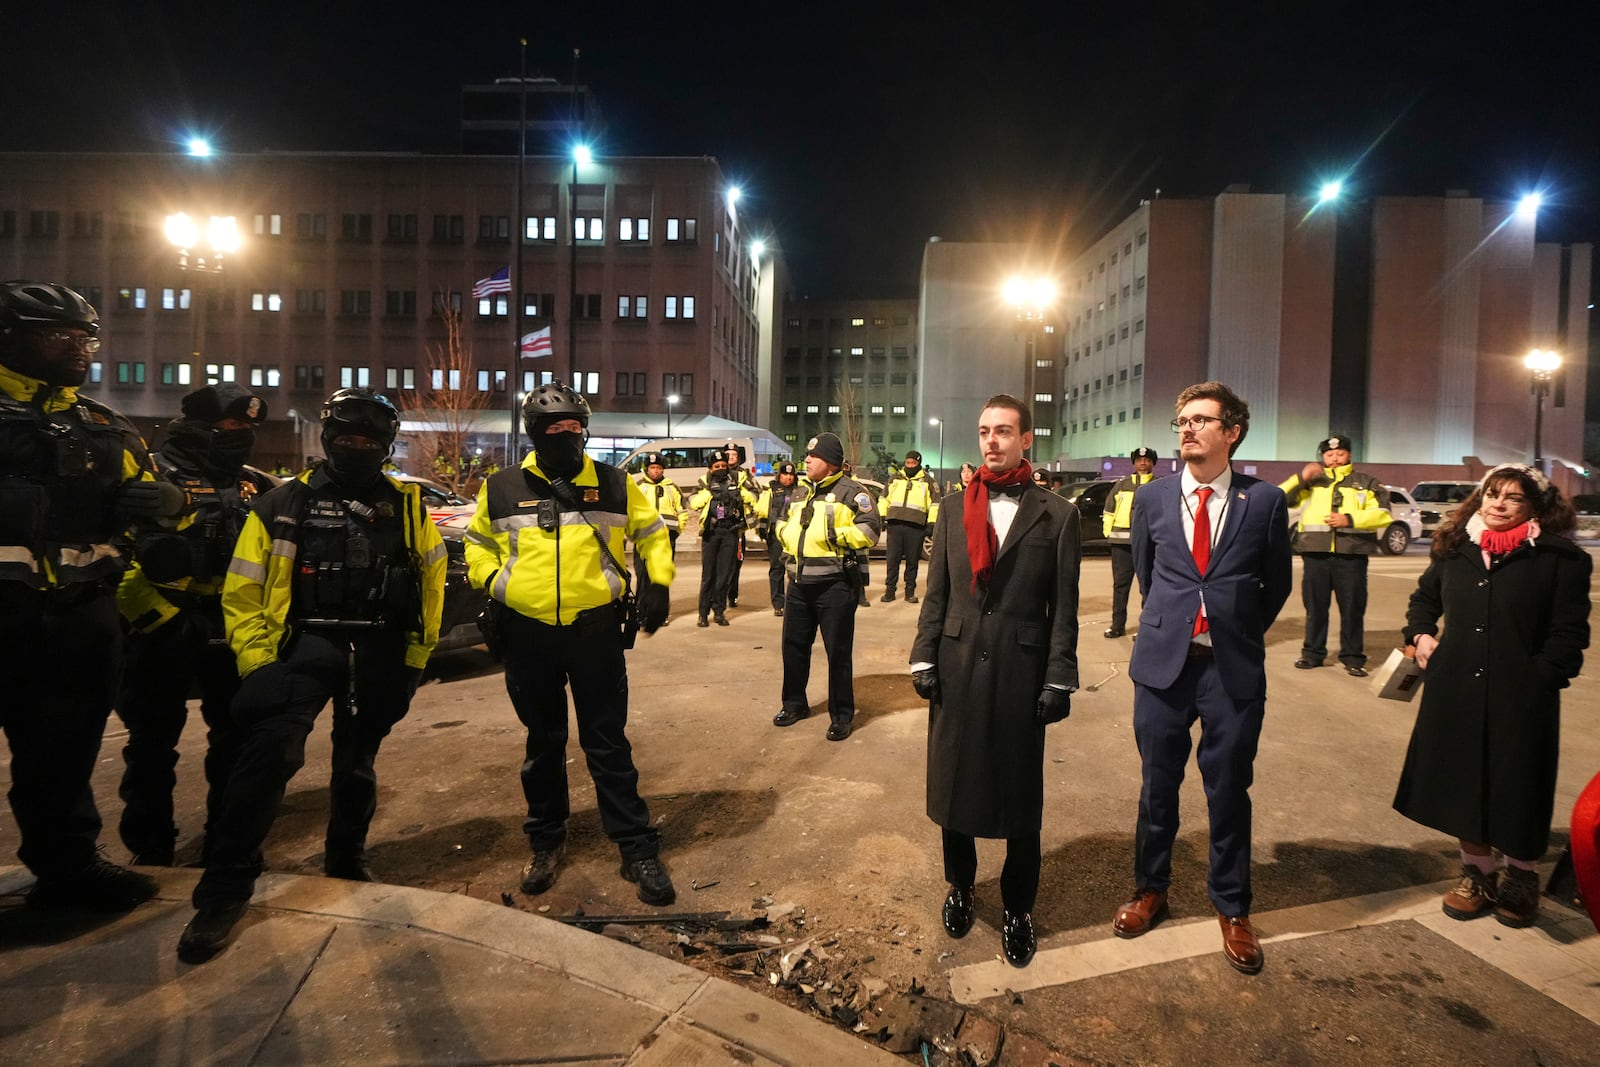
[0, 280, 100, 339]
[321, 388, 400, 449]
[522, 380, 591, 438]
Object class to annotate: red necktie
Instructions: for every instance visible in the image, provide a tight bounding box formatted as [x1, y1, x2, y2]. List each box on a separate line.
[1192, 486, 1213, 636]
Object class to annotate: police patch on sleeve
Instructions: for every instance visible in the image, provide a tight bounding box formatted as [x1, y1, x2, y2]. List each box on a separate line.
[855, 492, 873, 513]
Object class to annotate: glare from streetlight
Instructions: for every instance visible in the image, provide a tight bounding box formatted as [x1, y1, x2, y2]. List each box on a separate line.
[573, 143, 592, 165]
[666, 393, 680, 405]
[164, 212, 198, 249]
[1517, 192, 1542, 219]
[208, 216, 240, 254]
[928, 417, 940, 426]
[187, 138, 212, 158]
[751, 239, 766, 258]
[728, 186, 742, 205]
[1003, 275, 1056, 311]
[1318, 180, 1343, 203]
[1524, 348, 1561, 374]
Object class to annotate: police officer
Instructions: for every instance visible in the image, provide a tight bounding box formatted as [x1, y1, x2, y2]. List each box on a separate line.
[1102, 446, 1159, 638]
[1280, 434, 1392, 676]
[773, 432, 882, 741]
[114, 384, 273, 865]
[635, 452, 683, 622]
[465, 382, 675, 906]
[178, 388, 447, 963]
[689, 453, 757, 626]
[756, 461, 802, 615]
[720, 442, 761, 607]
[878, 449, 939, 604]
[0, 280, 175, 911]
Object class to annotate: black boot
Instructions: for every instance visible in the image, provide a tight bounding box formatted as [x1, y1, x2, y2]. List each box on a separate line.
[177, 899, 249, 964]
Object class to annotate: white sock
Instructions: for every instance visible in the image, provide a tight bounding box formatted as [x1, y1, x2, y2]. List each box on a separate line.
[1461, 850, 1496, 876]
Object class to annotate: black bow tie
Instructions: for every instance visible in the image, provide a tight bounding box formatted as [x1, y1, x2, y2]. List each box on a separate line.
[989, 483, 1026, 499]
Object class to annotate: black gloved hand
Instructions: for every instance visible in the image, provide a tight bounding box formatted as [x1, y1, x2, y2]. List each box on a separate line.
[1036, 687, 1072, 724]
[401, 666, 425, 699]
[911, 668, 940, 702]
[639, 585, 670, 634]
[116, 480, 185, 523]
[756, 521, 770, 539]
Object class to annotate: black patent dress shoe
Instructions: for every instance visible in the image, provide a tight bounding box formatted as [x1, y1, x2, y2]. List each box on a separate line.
[942, 884, 975, 938]
[1293, 658, 1323, 669]
[1345, 665, 1368, 677]
[826, 720, 852, 741]
[773, 706, 809, 727]
[1104, 626, 1125, 638]
[1002, 910, 1036, 967]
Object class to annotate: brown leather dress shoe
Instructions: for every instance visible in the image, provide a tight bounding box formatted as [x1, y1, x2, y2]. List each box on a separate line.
[1112, 888, 1169, 938]
[1218, 914, 1263, 974]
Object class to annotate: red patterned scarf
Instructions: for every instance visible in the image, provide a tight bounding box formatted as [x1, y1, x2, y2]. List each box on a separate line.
[964, 460, 1033, 589]
[1478, 520, 1531, 557]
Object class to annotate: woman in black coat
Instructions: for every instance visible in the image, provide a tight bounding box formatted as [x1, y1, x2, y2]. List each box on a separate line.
[1394, 463, 1590, 928]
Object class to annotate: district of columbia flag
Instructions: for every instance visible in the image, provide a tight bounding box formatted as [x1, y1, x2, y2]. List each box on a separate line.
[471, 266, 511, 299]
[520, 326, 553, 358]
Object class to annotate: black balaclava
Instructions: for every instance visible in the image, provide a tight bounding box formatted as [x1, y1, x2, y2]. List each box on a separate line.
[164, 417, 255, 480]
[532, 416, 587, 478]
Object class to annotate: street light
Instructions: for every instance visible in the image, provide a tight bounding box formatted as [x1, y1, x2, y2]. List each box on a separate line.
[164, 212, 240, 372]
[1004, 275, 1056, 460]
[666, 393, 681, 438]
[928, 416, 945, 488]
[1524, 348, 1562, 474]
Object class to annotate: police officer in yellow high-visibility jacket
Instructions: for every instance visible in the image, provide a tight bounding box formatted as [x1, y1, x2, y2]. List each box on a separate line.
[773, 432, 883, 741]
[877, 449, 940, 604]
[1102, 446, 1159, 638]
[1279, 434, 1392, 677]
[179, 389, 447, 964]
[465, 382, 677, 908]
[634, 451, 683, 620]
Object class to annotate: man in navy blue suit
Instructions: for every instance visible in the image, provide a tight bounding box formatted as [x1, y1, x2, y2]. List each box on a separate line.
[1110, 381, 1291, 974]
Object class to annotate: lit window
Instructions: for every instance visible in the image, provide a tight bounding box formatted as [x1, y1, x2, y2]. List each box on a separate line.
[891, 405, 907, 415]
[850, 317, 865, 327]
[665, 296, 677, 319]
[827, 404, 840, 414]
[870, 405, 884, 414]
[805, 404, 819, 414]
[682, 296, 695, 319]
[89, 361, 103, 383]
[850, 347, 863, 356]
[784, 404, 798, 414]
[1035, 427, 1052, 437]
[1034, 393, 1052, 403]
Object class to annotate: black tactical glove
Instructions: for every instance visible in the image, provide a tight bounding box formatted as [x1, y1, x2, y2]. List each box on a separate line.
[639, 585, 670, 634]
[911, 668, 940, 702]
[116, 480, 185, 523]
[1036, 687, 1072, 725]
[755, 520, 770, 539]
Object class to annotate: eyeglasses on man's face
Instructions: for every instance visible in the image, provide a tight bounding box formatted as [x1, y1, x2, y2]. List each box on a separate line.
[35, 329, 101, 354]
[1171, 415, 1222, 432]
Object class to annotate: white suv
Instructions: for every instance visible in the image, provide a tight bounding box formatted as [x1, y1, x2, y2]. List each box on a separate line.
[1380, 486, 1424, 555]
[1410, 481, 1478, 539]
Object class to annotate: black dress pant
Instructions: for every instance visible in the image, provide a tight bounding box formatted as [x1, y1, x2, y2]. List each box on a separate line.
[115, 609, 243, 860]
[1108, 543, 1136, 630]
[0, 588, 121, 878]
[780, 576, 858, 724]
[698, 528, 740, 617]
[883, 521, 924, 594]
[765, 533, 787, 609]
[942, 827, 1042, 915]
[501, 606, 658, 862]
[194, 629, 417, 904]
[1299, 552, 1369, 667]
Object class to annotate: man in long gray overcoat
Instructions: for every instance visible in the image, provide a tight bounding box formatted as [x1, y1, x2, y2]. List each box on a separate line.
[909, 394, 1081, 967]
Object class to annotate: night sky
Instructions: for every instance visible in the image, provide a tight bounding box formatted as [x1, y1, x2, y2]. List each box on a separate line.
[5, 1, 1596, 297]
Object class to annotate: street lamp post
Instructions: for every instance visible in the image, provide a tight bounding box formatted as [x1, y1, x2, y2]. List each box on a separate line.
[164, 213, 240, 378]
[666, 393, 681, 438]
[1003, 276, 1056, 461]
[1524, 348, 1562, 475]
[928, 416, 944, 489]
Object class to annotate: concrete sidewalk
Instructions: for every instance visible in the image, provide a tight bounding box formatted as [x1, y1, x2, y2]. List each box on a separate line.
[0, 865, 900, 1066]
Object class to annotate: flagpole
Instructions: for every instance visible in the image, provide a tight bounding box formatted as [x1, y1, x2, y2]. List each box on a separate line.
[567, 47, 580, 389]
[509, 36, 528, 462]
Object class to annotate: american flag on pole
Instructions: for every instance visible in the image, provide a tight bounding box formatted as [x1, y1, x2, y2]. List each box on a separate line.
[471, 266, 511, 299]
[520, 326, 553, 358]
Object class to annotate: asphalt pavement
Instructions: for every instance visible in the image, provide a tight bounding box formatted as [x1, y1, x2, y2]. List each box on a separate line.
[2, 542, 1599, 1065]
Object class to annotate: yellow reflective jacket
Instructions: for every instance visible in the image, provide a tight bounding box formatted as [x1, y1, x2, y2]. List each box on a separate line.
[777, 470, 882, 581]
[1279, 464, 1392, 555]
[222, 469, 448, 677]
[635, 473, 684, 530]
[878, 468, 940, 525]
[466, 453, 674, 625]
[1103, 472, 1156, 539]
[688, 476, 758, 530]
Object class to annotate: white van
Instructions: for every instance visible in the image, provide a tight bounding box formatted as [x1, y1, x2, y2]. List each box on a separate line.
[618, 436, 791, 494]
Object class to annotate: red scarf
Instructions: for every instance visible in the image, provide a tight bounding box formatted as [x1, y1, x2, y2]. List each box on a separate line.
[1478, 521, 1531, 557]
[965, 460, 1033, 589]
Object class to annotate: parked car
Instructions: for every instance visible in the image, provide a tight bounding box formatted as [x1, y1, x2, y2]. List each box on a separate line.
[1410, 480, 1478, 539]
[1062, 479, 1116, 553]
[390, 475, 483, 654]
[1378, 485, 1423, 555]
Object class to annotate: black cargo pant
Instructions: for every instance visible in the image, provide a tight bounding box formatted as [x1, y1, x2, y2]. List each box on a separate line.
[765, 531, 787, 609]
[698, 526, 741, 618]
[780, 575, 859, 725]
[502, 605, 658, 862]
[883, 520, 925, 595]
[1300, 552, 1369, 668]
[0, 586, 120, 878]
[115, 609, 243, 861]
[1108, 542, 1136, 631]
[194, 629, 418, 905]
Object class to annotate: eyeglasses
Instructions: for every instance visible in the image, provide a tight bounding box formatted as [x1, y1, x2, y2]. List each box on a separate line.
[1171, 415, 1222, 432]
[36, 330, 101, 354]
